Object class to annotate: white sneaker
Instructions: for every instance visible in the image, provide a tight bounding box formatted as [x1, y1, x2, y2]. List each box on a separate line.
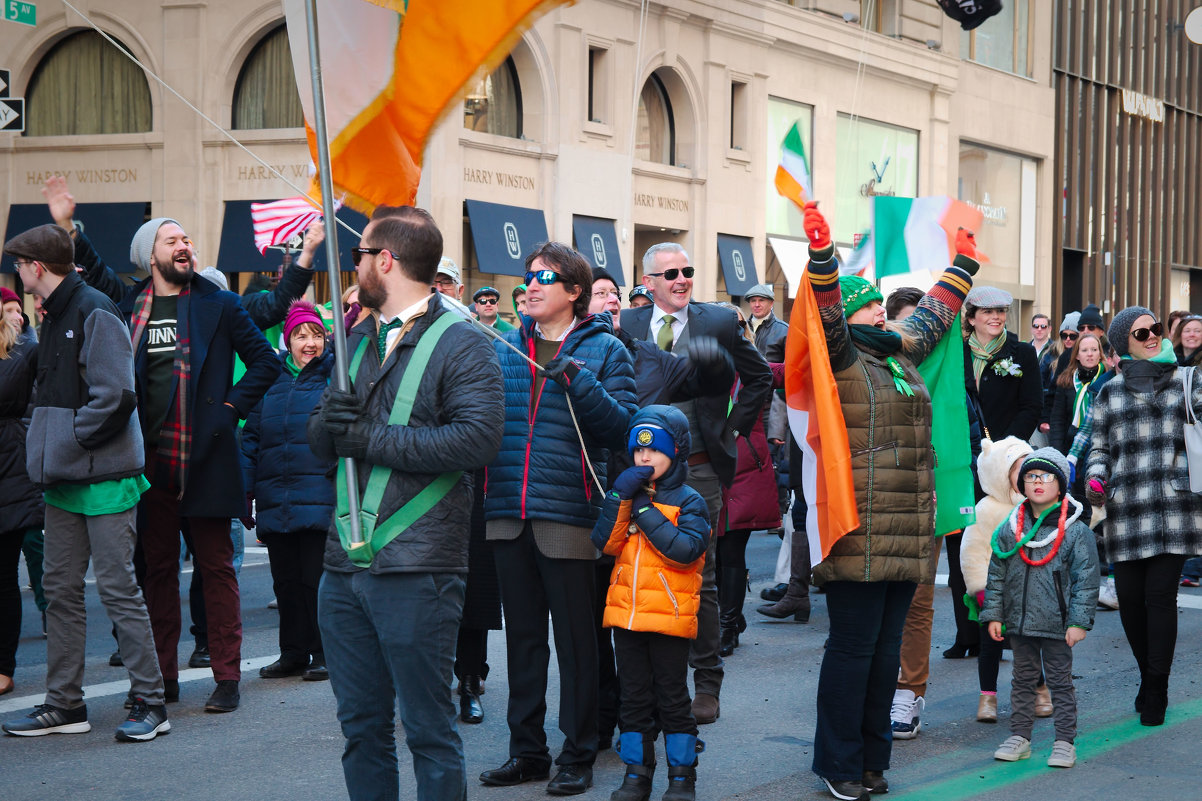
[1047, 739, 1076, 768]
[890, 689, 924, 740]
[1098, 578, 1119, 610]
[994, 735, 1031, 761]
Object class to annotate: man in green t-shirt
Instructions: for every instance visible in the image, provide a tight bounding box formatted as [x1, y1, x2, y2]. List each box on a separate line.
[2, 225, 168, 742]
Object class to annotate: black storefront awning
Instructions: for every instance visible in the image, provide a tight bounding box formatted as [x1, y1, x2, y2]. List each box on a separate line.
[716, 233, 760, 297]
[465, 199, 549, 277]
[3, 202, 148, 274]
[572, 215, 624, 285]
[216, 200, 368, 272]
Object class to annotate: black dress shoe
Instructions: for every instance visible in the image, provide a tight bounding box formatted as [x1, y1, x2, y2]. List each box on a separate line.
[459, 680, 483, 724]
[760, 582, 788, 602]
[188, 644, 211, 669]
[479, 757, 551, 786]
[303, 654, 329, 681]
[109, 650, 124, 667]
[547, 765, 593, 796]
[204, 679, 240, 713]
[259, 658, 309, 679]
[941, 643, 980, 659]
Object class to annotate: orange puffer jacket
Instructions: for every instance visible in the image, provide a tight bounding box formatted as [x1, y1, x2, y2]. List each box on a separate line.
[599, 496, 708, 639]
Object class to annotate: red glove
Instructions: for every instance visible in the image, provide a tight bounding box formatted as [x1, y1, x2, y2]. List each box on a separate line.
[955, 227, 979, 260]
[803, 201, 831, 251]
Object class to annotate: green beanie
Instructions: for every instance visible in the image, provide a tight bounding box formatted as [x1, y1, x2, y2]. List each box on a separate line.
[839, 275, 883, 319]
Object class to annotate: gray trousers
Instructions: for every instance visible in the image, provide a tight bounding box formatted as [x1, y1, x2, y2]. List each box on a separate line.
[44, 504, 164, 708]
[1009, 633, 1076, 742]
[686, 461, 723, 698]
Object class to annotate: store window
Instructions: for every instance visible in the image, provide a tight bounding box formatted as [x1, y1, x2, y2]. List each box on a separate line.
[833, 115, 919, 246]
[635, 73, 675, 165]
[961, 0, 1032, 77]
[25, 30, 152, 136]
[958, 142, 1038, 286]
[233, 25, 304, 130]
[765, 97, 814, 238]
[464, 57, 522, 139]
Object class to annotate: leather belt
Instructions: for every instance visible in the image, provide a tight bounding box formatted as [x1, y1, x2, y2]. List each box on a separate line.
[687, 452, 711, 467]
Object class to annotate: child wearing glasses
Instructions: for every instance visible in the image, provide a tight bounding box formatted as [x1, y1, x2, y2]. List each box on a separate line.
[980, 448, 1099, 769]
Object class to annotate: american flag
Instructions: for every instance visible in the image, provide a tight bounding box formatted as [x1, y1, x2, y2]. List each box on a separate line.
[250, 197, 335, 254]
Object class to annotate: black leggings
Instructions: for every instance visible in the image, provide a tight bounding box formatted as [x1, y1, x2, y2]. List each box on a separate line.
[717, 528, 752, 573]
[1113, 554, 1187, 680]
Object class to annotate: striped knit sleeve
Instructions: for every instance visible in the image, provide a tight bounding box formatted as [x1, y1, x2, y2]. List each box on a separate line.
[899, 254, 977, 366]
[807, 244, 856, 373]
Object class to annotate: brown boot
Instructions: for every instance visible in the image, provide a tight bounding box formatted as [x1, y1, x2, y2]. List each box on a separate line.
[977, 693, 998, 723]
[1034, 684, 1053, 718]
[691, 693, 719, 725]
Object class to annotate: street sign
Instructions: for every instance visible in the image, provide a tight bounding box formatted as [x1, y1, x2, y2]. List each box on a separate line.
[3, 1, 35, 27]
[0, 69, 9, 97]
[0, 97, 24, 132]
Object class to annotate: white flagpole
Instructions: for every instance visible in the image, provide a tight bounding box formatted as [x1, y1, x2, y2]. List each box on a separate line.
[304, 0, 364, 549]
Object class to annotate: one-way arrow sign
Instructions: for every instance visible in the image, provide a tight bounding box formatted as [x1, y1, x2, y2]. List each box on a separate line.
[0, 97, 24, 131]
[0, 69, 10, 97]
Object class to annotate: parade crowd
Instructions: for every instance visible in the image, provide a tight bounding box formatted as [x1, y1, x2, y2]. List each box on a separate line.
[2, 179, 1201, 801]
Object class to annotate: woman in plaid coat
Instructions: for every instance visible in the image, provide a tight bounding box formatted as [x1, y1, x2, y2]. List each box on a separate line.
[1085, 305, 1202, 727]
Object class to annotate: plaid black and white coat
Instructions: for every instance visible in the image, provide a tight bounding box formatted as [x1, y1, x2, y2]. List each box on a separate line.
[1085, 366, 1202, 562]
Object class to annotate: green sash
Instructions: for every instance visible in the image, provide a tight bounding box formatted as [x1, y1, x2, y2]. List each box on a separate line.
[335, 313, 462, 567]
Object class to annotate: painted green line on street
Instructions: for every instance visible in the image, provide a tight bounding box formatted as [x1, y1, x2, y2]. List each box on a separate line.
[888, 695, 1202, 800]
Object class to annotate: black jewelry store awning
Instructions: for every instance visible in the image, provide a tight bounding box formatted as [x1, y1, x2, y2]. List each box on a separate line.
[716, 233, 760, 297]
[465, 199, 549, 277]
[216, 200, 368, 272]
[572, 215, 624, 285]
[3, 202, 147, 273]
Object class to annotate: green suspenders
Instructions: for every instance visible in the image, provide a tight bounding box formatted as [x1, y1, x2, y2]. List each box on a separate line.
[335, 313, 462, 567]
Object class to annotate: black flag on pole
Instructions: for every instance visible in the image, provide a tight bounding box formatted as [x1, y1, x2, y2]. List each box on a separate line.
[937, 0, 1004, 31]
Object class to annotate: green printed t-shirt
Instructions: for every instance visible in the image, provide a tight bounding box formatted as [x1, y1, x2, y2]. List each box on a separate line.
[44, 475, 151, 516]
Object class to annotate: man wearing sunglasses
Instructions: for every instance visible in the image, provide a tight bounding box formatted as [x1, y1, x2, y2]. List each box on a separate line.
[620, 242, 773, 726]
[473, 286, 515, 332]
[1029, 314, 1052, 361]
[481, 242, 636, 795]
[311, 205, 504, 801]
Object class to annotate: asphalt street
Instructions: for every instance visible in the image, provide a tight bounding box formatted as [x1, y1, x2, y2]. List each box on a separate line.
[3, 532, 1202, 801]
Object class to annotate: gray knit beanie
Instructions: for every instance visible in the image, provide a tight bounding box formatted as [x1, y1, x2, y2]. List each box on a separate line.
[1019, 447, 1071, 499]
[1108, 305, 1156, 358]
[130, 217, 182, 272]
[1059, 311, 1080, 333]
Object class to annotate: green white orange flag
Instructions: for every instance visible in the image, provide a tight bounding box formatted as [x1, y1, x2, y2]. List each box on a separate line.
[785, 277, 861, 564]
[872, 195, 983, 278]
[284, 0, 568, 213]
[774, 120, 813, 208]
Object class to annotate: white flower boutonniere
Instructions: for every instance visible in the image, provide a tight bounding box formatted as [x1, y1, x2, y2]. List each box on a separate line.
[992, 358, 1023, 378]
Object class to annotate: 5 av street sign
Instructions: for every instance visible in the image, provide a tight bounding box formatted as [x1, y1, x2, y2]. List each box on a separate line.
[4, 1, 36, 27]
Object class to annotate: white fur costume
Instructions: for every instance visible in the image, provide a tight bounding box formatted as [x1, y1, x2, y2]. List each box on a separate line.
[959, 436, 1034, 595]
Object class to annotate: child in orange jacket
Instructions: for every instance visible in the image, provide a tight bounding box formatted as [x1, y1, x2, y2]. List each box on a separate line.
[591, 405, 711, 801]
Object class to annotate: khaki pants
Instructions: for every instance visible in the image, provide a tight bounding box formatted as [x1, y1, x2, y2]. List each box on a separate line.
[896, 538, 943, 698]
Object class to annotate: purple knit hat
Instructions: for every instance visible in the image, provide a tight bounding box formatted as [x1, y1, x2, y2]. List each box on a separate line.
[283, 300, 326, 346]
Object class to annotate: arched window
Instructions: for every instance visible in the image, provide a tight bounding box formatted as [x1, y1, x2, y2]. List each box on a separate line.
[636, 73, 674, 165]
[25, 30, 152, 136]
[233, 25, 303, 129]
[463, 57, 522, 138]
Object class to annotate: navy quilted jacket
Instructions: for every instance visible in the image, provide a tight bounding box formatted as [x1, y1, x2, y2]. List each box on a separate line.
[485, 313, 637, 528]
[241, 350, 336, 534]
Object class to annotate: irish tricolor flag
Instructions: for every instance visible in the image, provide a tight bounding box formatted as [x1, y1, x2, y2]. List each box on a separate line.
[785, 277, 860, 565]
[774, 121, 813, 207]
[872, 196, 984, 278]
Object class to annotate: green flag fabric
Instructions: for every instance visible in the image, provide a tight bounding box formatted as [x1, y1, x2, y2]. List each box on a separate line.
[917, 312, 976, 536]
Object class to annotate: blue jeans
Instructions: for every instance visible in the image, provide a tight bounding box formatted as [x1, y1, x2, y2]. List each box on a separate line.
[813, 580, 916, 782]
[319, 569, 467, 801]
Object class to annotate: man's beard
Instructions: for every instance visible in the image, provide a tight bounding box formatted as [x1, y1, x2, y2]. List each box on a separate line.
[154, 254, 195, 286]
[358, 263, 387, 310]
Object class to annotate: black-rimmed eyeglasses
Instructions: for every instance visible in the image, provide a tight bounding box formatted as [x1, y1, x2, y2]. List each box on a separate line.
[351, 247, 399, 266]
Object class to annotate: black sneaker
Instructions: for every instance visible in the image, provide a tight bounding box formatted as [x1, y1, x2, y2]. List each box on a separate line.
[115, 698, 170, 742]
[204, 680, 240, 713]
[2, 704, 91, 736]
[109, 651, 124, 667]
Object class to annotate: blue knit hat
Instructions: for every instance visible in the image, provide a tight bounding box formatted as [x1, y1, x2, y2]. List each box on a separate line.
[628, 422, 676, 459]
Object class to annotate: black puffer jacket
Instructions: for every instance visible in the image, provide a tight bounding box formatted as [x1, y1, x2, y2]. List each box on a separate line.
[308, 296, 504, 573]
[0, 337, 42, 533]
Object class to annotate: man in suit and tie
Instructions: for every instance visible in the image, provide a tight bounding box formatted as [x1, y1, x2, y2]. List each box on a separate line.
[620, 243, 772, 724]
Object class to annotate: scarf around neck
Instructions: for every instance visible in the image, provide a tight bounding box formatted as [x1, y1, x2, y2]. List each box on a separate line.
[1071, 363, 1103, 428]
[849, 323, 902, 355]
[131, 282, 193, 494]
[968, 332, 1006, 387]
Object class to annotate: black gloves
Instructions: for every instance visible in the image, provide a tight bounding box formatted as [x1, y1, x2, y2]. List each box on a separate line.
[686, 335, 733, 374]
[612, 465, 654, 499]
[321, 388, 362, 435]
[541, 356, 581, 390]
[333, 422, 371, 460]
